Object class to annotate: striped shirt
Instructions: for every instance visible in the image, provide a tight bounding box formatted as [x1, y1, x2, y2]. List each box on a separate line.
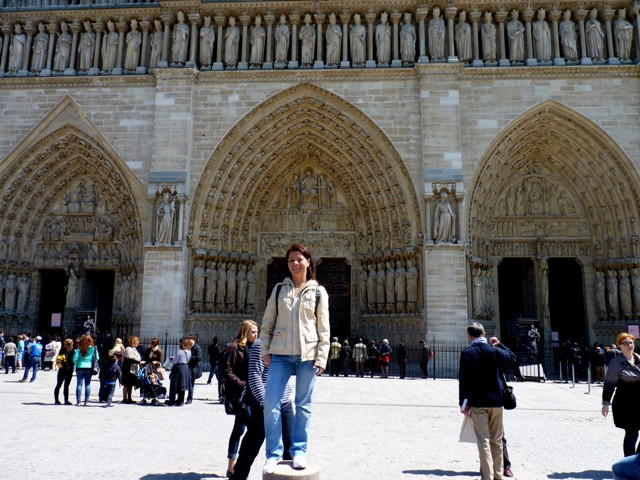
[248, 338, 292, 407]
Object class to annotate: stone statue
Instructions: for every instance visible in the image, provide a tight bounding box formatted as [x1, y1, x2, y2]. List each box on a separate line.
[606, 270, 619, 318]
[631, 268, 640, 318]
[317, 174, 327, 208]
[428, 7, 446, 61]
[124, 19, 142, 71]
[128, 271, 137, 312]
[400, 12, 416, 65]
[484, 270, 496, 318]
[53, 21, 72, 72]
[224, 17, 240, 68]
[455, 11, 472, 63]
[472, 268, 485, 318]
[406, 258, 418, 312]
[481, 12, 497, 63]
[192, 259, 205, 311]
[274, 15, 289, 67]
[325, 13, 342, 67]
[299, 13, 316, 67]
[249, 15, 266, 67]
[585, 9, 605, 62]
[16, 274, 30, 311]
[376, 262, 386, 312]
[540, 256, 549, 317]
[199, 16, 216, 68]
[385, 260, 396, 312]
[376, 12, 391, 66]
[433, 192, 456, 243]
[4, 274, 17, 310]
[8, 24, 26, 73]
[78, 21, 95, 72]
[171, 11, 189, 66]
[532, 9, 551, 63]
[156, 187, 175, 244]
[0, 273, 5, 309]
[236, 263, 248, 312]
[300, 169, 318, 207]
[204, 260, 217, 312]
[614, 8, 634, 62]
[350, 13, 366, 66]
[507, 10, 525, 63]
[246, 264, 256, 312]
[395, 259, 406, 313]
[366, 263, 376, 312]
[226, 262, 237, 311]
[358, 266, 368, 311]
[101, 21, 119, 72]
[216, 261, 227, 311]
[150, 19, 164, 68]
[595, 270, 607, 319]
[31, 23, 49, 73]
[559, 10, 578, 62]
[65, 269, 78, 308]
[620, 269, 633, 319]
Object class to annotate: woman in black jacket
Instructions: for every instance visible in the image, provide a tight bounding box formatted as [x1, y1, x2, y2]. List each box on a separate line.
[54, 338, 75, 405]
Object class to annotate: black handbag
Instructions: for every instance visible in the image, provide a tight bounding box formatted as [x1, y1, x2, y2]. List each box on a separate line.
[502, 371, 516, 410]
[224, 385, 248, 415]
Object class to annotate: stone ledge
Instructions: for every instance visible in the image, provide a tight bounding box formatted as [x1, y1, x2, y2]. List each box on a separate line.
[263, 461, 321, 480]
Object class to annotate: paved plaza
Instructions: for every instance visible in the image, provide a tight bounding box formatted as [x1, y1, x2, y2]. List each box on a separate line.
[1, 370, 622, 480]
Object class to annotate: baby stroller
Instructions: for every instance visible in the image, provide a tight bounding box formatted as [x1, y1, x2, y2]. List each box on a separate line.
[138, 363, 167, 405]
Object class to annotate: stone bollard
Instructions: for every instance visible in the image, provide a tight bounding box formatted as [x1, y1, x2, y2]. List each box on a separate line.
[263, 461, 321, 480]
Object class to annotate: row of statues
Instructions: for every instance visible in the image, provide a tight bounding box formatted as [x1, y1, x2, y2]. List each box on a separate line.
[113, 270, 136, 312]
[191, 259, 256, 314]
[275, 169, 340, 210]
[34, 241, 124, 269]
[358, 256, 419, 314]
[2, 0, 155, 7]
[595, 268, 640, 321]
[0, 272, 30, 311]
[2, 6, 635, 76]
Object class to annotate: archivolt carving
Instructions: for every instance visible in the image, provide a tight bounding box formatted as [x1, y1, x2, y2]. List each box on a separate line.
[468, 101, 640, 261]
[189, 83, 421, 256]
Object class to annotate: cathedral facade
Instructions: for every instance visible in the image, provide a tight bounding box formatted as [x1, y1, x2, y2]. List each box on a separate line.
[0, 0, 639, 370]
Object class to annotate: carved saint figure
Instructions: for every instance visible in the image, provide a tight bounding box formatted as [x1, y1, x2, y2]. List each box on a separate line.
[8, 24, 26, 73]
[375, 262, 386, 312]
[455, 11, 472, 63]
[532, 9, 551, 62]
[53, 21, 72, 72]
[216, 262, 227, 311]
[4, 274, 17, 310]
[0, 273, 4, 309]
[376, 12, 391, 65]
[246, 264, 256, 311]
[472, 268, 485, 318]
[150, 19, 164, 68]
[226, 262, 237, 311]
[300, 169, 318, 206]
[199, 16, 216, 68]
[395, 259, 406, 312]
[236, 263, 248, 312]
[325, 13, 342, 67]
[433, 192, 456, 243]
[366, 263, 376, 311]
[428, 7, 446, 61]
[65, 269, 78, 308]
[614, 8, 634, 62]
[225, 17, 240, 68]
[31, 23, 49, 73]
[481, 12, 497, 63]
[559, 10, 578, 62]
[400, 12, 416, 64]
[101, 21, 119, 72]
[299, 14, 316, 67]
[385, 260, 395, 312]
[16, 274, 30, 311]
[274, 15, 289, 66]
[192, 259, 205, 311]
[607, 270, 619, 318]
[124, 19, 142, 71]
[406, 258, 418, 312]
[595, 270, 607, 319]
[204, 261, 217, 312]
[171, 11, 189, 65]
[78, 21, 95, 71]
[350, 13, 366, 66]
[631, 268, 640, 318]
[507, 10, 525, 63]
[585, 9, 605, 61]
[249, 15, 266, 67]
[156, 187, 175, 244]
[620, 269, 633, 319]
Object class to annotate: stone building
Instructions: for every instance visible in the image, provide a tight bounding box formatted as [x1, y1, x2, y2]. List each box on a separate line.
[0, 0, 638, 371]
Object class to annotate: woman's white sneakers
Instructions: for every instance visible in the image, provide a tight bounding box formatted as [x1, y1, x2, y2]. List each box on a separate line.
[292, 456, 307, 469]
[263, 457, 280, 474]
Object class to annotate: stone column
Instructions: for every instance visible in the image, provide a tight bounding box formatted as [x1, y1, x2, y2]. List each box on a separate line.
[313, 13, 325, 68]
[92, 22, 104, 74]
[603, 8, 620, 65]
[364, 12, 376, 68]
[496, 9, 510, 66]
[186, 13, 200, 68]
[42, 23, 58, 77]
[634, 3, 640, 63]
[576, 8, 592, 65]
[289, 13, 300, 68]
[523, 7, 537, 66]
[158, 13, 171, 68]
[213, 15, 225, 71]
[446, 6, 458, 62]
[114, 21, 127, 75]
[0, 26, 11, 77]
[20, 22, 35, 76]
[469, 10, 483, 67]
[263, 13, 275, 70]
[340, 12, 351, 68]
[139, 20, 150, 72]
[416, 7, 429, 63]
[238, 14, 250, 70]
[390, 11, 402, 67]
[66, 22, 80, 76]
[550, 7, 564, 66]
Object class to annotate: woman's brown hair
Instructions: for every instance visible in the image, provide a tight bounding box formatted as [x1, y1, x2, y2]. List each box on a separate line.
[286, 243, 316, 280]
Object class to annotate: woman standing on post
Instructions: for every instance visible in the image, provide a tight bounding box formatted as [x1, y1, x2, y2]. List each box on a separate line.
[602, 332, 640, 456]
[260, 243, 330, 473]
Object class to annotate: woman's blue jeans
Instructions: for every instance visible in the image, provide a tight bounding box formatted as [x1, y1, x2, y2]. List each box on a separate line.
[263, 355, 317, 460]
[612, 453, 640, 479]
[227, 414, 246, 459]
[75, 368, 92, 403]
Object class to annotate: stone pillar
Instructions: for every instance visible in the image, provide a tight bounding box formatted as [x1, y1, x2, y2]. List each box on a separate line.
[496, 9, 510, 66]
[0, 26, 10, 77]
[289, 13, 300, 69]
[159, 14, 171, 68]
[634, 3, 640, 63]
[416, 7, 429, 63]
[66, 22, 80, 76]
[20, 22, 35, 77]
[238, 14, 250, 70]
[139, 20, 150, 72]
[213, 15, 225, 71]
[263, 13, 275, 70]
[391, 11, 402, 67]
[341, 12, 351, 68]
[42, 23, 57, 77]
[576, 8, 592, 65]
[523, 7, 537, 66]
[92, 22, 104, 74]
[313, 13, 325, 68]
[469, 10, 482, 67]
[364, 11, 376, 68]
[187, 13, 200, 69]
[446, 6, 458, 62]
[550, 7, 564, 66]
[603, 8, 620, 65]
[114, 21, 127, 75]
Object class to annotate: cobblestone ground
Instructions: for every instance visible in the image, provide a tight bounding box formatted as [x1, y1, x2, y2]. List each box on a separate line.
[0, 370, 621, 480]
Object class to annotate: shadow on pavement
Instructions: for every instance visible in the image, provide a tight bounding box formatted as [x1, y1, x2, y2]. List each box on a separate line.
[548, 470, 613, 479]
[140, 473, 225, 479]
[403, 469, 477, 477]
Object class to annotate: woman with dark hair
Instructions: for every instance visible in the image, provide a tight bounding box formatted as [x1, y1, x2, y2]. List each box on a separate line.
[397, 342, 407, 379]
[143, 337, 163, 366]
[122, 336, 144, 404]
[260, 243, 330, 473]
[73, 334, 98, 406]
[378, 338, 392, 378]
[167, 337, 192, 407]
[54, 338, 75, 405]
[603, 332, 640, 456]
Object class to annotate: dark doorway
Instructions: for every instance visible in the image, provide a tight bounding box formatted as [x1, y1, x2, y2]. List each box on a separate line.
[498, 258, 537, 347]
[266, 257, 351, 340]
[548, 258, 586, 346]
[38, 269, 67, 333]
[81, 270, 115, 336]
